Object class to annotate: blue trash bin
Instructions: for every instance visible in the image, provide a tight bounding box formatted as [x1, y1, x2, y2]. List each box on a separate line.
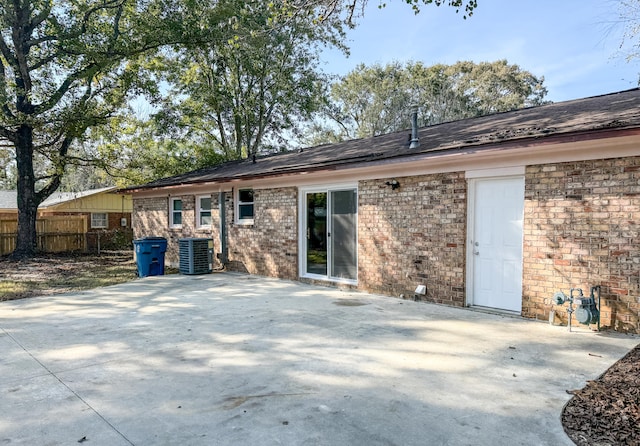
[133, 237, 168, 277]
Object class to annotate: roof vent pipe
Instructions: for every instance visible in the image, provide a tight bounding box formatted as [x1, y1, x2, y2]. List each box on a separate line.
[409, 105, 420, 149]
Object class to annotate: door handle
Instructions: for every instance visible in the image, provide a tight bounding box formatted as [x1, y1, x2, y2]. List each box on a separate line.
[473, 250, 480, 255]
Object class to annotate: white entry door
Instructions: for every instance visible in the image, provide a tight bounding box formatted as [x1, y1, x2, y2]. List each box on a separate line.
[470, 177, 524, 312]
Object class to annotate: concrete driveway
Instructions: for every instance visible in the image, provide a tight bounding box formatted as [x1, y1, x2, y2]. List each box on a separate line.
[1, 273, 637, 446]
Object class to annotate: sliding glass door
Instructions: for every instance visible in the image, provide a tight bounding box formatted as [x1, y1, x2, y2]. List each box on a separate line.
[329, 189, 357, 280]
[302, 187, 357, 283]
[306, 192, 328, 275]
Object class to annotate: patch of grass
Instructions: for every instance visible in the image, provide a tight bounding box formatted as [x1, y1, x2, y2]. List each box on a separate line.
[47, 265, 138, 289]
[0, 281, 32, 296]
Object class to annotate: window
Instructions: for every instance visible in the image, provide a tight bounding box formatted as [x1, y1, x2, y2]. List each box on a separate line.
[91, 213, 108, 229]
[170, 198, 182, 228]
[197, 195, 212, 228]
[235, 188, 254, 224]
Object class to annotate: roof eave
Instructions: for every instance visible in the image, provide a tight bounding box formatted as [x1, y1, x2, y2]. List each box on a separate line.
[127, 125, 640, 193]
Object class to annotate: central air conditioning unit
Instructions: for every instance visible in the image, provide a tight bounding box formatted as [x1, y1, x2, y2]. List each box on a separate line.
[179, 238, 214, 275]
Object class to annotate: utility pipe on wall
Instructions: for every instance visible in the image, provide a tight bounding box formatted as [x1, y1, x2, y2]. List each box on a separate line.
[218, 191, 228, 265]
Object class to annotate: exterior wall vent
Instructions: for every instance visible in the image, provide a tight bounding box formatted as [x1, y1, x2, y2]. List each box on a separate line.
[179, 238, 213, 275]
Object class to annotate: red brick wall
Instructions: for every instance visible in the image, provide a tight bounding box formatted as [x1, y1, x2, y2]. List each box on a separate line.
[133, 196, 214, 265]
[226, 187, 298, 280]
[131, 157, 640, 334]
[134, 190, 297, 278]
[358, 173, 467, 305]
[523, 157, 640, 332]
[106, 213, 131, 230]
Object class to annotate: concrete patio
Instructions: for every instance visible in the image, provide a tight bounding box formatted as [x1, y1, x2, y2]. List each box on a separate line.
[1, 272, 637, 445]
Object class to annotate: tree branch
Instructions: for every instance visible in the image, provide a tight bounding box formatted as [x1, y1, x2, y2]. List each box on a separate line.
[28, 2, 52, 31]
[0, 62, 16, 120]
[34, 134, 73, 203]
[12, 1, 34, 93]
[0, 35, 18, 69]
[109, 4, 124, 50]
[33, 63, 100, 114]
[0, 124, 16, 142]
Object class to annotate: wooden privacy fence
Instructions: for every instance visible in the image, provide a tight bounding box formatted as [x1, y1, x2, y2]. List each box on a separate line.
[0, 215, 87, 255]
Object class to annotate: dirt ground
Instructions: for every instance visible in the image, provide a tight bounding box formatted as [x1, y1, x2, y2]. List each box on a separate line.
[0, 251, 138, 301]
[0, 253, 637, 445]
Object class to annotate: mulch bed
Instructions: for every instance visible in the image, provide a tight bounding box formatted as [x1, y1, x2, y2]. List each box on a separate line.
[562, 344, 640, 445]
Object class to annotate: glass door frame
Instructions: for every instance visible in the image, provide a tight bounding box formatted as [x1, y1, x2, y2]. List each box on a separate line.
[299, 183, 358, 285]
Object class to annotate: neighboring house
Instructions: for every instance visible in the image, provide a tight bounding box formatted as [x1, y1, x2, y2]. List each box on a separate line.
[0, 187, 133, 253]
[128, 89, 640, 333]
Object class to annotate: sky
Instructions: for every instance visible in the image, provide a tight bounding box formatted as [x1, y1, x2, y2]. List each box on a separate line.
[320, 0, 639, 102]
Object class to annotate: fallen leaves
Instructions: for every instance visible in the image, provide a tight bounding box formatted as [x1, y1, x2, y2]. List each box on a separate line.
[562, 345, 640, 445]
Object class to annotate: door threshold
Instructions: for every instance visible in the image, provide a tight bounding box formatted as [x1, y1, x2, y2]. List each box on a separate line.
[299, 276, 358, 289]
[468, 305, 522, 317]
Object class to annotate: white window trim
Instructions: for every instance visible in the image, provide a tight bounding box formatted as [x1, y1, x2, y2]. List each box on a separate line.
[91, 212, 108, 229]
[169, 197, 183, 229]
[234, 188, 254, 225]
[197, 195, 212, 229]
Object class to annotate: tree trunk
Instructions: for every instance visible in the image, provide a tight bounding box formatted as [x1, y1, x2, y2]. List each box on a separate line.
[12, 124, 38, 259]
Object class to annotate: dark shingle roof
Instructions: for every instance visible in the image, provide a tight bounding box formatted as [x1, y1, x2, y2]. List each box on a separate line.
[130, 88, 640, 191]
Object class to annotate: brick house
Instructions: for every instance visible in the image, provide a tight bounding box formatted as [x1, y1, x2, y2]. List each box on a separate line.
[0, 187, 133, 252]
[128, 89, 640, 333]
[0, 187, 132, 227]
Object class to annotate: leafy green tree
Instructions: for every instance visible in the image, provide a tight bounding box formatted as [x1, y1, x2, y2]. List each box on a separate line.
[91, 115, 228, 187]
[0, 0, 223, 258]
[313, 60, 547, 141]
[153, 0, 345, 161]
[1, 0, 478, 258]
[95, 0, 345, 184]
[57, 163, 114, 192]
[310, 0, 477, 25]
[328, 62, 413, 139]
[450, 60, 548, 114]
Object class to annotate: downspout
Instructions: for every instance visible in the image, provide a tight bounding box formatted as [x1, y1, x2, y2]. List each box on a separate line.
[218, 191, 228, 265]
